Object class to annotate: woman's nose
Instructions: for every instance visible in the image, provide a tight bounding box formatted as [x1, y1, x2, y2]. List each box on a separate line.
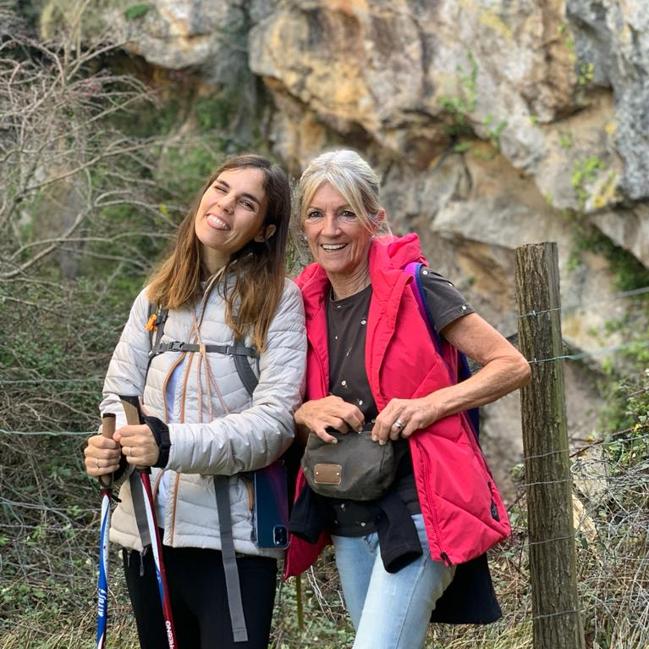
[218, 194, 235, 213]
[321, 213, 340, 236]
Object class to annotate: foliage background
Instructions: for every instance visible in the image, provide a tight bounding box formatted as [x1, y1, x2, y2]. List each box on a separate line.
[0, 1, 647, 647]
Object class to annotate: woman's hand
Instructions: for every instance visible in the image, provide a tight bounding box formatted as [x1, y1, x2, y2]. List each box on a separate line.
[372, 313, 531, 445]
[84, 432, 122, 478]
[371, 396, 441, 444]
[114, 424, 160, 467]
[295, 395, 365, 444]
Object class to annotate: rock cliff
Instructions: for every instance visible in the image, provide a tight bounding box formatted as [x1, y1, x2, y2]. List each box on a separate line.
[88, 0, 649, 492]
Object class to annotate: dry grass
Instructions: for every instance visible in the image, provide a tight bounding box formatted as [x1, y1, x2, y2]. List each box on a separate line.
[1, 440, 647, 648]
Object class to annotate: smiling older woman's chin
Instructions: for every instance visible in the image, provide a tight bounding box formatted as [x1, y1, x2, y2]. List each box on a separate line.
[317, 257, 355, 276]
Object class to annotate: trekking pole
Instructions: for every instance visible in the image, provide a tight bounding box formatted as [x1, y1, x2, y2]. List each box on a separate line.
[96, 413, 116, 649]
[119, 395, 178, 649]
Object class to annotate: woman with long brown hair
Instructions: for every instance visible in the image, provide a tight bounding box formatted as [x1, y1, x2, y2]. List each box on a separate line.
[84, 154, 306, 648]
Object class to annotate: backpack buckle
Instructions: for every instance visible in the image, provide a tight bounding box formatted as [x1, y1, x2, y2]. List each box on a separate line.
[168, 341, 184, 352]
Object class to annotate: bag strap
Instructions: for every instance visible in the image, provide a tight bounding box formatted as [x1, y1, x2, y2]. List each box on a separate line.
[213, 475, 249, 643]
[404, 262, 480, 439]
[129, 472, 152, 549]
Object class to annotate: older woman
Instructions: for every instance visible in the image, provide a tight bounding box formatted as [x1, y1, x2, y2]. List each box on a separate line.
[285, 149, 530, 649]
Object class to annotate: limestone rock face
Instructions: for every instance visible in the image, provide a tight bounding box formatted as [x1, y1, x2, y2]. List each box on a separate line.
[592, 205, 649, 268]
[249, 0, 648, 219]
[108, 0, 248, 83]
[94, 0, 649, 484]
[568, 0, 649, 201]
[249, 1, 575, 168]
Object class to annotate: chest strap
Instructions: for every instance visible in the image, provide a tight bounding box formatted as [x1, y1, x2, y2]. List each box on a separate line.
[152, 340, 259, 397]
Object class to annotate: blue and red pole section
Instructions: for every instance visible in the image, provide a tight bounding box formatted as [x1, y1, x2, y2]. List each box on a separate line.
[96, 413, 115, 649]
[119, 396, 178, 649]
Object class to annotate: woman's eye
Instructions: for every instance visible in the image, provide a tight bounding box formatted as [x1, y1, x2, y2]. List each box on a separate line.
[305, 210, 323, 220]
[240, 199, 255, 210]
[340, 210, 357, 221]
[213, 184, 226, 193]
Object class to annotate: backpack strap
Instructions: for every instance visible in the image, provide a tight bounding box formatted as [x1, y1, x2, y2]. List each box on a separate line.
[146, 304, 260, 396]
[143, 302, 258, 642]
[213, 475, 249, 642]
[404, 262, 480, 439]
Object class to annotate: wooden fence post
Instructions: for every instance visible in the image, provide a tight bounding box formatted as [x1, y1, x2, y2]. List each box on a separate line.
[514, 243, 585, 649]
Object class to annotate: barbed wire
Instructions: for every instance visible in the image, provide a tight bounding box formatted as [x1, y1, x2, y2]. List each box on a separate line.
[1, 423, 647, 456]
[2, 420, 642, 473]
[0, 377, 104, 385]
[0, 428, 91, 437]
[533, 608, 582, 621]
[527, 339, 649, 365]
[517, 283, 649, 320]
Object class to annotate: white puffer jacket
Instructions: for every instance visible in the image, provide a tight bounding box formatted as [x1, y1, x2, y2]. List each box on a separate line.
[100, 277, 306, 558]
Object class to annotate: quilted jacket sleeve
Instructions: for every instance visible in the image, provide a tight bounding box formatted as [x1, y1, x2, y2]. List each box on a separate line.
[99, 288, 151, 429]
[165, 279, 306, 475]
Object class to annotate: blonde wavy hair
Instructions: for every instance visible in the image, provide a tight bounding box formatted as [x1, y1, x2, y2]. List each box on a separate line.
[296, 149, 391, 235]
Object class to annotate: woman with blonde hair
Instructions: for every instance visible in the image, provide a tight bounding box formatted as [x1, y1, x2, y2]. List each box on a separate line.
[84, 154, 306, 648]
[285, 149, 530, 649]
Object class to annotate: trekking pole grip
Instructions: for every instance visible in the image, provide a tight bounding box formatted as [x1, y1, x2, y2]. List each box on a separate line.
[119, 396, 150, 473]
[99, 413, 116, 488]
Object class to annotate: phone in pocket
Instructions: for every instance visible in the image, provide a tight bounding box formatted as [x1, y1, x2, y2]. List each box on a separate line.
[253, 461, 289, 549]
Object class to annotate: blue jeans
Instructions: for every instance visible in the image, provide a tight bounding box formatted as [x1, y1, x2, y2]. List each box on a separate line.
[332, 514, 455, 649]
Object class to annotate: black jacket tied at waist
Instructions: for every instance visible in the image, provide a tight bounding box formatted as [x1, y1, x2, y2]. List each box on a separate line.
[289, 484, 502, 625]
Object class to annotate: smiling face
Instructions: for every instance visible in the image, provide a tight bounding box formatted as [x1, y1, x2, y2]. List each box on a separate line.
[303, 182, 379, 298]
[194, 167, 269, 272]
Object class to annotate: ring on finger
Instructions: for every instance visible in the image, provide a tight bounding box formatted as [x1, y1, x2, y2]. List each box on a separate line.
[95, 460, 101, 470]
[393, 418, 405, 430]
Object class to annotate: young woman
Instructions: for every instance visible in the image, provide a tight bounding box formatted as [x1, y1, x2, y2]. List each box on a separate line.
[285, 149, 530, 649]
[84, 154, 306, 648]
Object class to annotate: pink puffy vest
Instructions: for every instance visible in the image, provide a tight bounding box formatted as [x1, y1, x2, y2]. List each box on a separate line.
[284, 234, 511, 578]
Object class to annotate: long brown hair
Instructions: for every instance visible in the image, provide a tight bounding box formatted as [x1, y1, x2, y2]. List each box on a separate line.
[147, 154, 291, 350]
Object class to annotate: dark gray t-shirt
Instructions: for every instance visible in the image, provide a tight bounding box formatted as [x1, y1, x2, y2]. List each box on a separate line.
[325, 267, 474, 536]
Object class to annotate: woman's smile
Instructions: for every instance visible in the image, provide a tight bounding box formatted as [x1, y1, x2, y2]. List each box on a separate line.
[303, 182, 375, 297]
[195, 167, 268, 272]
[205, 213, 231, 231]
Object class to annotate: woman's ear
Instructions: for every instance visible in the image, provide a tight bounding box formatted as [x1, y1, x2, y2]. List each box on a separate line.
[254, 224, 277, 243]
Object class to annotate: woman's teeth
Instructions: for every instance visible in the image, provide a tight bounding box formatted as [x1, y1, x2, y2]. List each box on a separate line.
[207, 215, 230, 230]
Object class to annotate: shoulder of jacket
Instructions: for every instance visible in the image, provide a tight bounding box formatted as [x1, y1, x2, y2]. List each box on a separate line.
[274, 279, 304, 319]
[127, 285, 155, 321]
[282, 277, 302, 299]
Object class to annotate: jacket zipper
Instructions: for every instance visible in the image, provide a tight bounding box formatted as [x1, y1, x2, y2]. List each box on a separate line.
[160, 350, 186, 544]
[487, 480, 500, 522]
[156, 280, 218, 548]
